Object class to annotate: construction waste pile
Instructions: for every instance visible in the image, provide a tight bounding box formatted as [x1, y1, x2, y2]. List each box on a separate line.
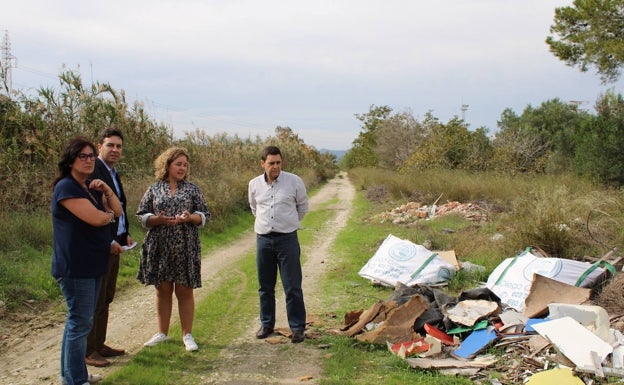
[368, 200, 489, 224]
[342, 234, 624, 384]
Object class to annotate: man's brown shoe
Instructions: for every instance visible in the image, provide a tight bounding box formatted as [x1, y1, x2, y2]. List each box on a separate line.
[99, 344, 125, 357]
[255, 326, 274, 339]
[291, 330, 305, 343]
[85, 351, 111, 367]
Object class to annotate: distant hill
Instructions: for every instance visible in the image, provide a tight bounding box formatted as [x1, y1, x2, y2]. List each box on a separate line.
[319, 149, 347, 160]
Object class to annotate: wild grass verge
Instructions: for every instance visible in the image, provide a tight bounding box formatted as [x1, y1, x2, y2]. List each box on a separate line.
[0, 204, 254, 310]
[348, 167, 624, 259]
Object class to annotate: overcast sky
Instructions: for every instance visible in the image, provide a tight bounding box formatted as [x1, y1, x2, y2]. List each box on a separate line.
[2, 1, 619, 150]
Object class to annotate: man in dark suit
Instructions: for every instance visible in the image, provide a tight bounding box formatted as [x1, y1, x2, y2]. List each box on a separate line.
[86, 127, 134, 367]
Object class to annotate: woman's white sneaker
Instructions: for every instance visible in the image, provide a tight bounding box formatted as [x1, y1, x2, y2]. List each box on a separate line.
[144, 332, 169, 346]
[183, 333, 198, 351]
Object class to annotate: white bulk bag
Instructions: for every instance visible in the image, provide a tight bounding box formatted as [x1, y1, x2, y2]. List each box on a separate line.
[358, 234, 456, 287]
[486, 248, 607, 312]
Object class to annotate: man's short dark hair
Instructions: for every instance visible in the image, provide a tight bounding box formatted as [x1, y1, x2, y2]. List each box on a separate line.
[98, 126, 124, 144]
[261, 145, 281, 161]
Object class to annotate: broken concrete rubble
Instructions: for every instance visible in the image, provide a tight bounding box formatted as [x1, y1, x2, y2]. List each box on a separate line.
[369, 200, 489, 224]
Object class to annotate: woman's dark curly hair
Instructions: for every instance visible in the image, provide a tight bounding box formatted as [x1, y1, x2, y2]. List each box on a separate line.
[51, 136, 97, 188]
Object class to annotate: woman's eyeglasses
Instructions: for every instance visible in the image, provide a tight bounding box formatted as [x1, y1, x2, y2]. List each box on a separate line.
[77, 153, 96, 161]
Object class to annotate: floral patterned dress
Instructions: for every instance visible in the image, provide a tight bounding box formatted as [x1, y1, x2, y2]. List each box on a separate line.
[136, 180, 211, 288]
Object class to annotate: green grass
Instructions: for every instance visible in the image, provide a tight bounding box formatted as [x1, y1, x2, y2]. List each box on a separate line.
[0, 247, 59, 308]
[0, 204, 254, 309]
[318, 335, 472, 385]
[102, 247, 259, 384]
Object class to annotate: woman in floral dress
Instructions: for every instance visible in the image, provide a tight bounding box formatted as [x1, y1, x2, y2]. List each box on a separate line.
[136, 147, 211, 352]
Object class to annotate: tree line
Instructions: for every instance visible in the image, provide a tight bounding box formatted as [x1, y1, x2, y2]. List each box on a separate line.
[341, 95, 624, 187]
[0, 70, 337, 215]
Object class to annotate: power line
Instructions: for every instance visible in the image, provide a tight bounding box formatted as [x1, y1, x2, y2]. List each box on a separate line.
[16, 65, 58, 80]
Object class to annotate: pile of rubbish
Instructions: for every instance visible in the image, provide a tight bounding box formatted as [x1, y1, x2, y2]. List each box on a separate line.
[342, 235, 624, 384]
[369, 200, 488, 224]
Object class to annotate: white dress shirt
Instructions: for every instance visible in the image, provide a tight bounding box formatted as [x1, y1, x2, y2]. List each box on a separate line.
[248, 171, 309, 234]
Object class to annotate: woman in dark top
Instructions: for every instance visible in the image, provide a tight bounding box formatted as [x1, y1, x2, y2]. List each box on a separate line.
[51, 136, 122, 385]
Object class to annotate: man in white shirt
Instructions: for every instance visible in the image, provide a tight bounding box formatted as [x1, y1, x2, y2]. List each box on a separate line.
[248, 146, 309, 343]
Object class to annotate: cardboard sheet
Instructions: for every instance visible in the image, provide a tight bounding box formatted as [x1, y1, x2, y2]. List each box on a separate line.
[355, 295, 428, 344]
[342, 301, 393, 337]
[406, 354, 497, 369]
[523, 274, 591, 318]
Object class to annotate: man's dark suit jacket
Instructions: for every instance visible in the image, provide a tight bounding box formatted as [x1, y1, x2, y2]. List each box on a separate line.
[91, 158, 130, 241]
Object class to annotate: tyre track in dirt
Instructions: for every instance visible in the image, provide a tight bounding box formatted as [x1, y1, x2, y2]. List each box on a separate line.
[0, 172, 355, 385]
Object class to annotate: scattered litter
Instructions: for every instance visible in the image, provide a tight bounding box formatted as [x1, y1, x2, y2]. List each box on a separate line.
[548, 303, 610, 341]
[497, 309, 528, 334]
[523, 274, 591, 318]
[355, 295, 428, 344]
[423, 323, 457, 346]
[491, 233, 504, 241]
[405, 353, 498, 370]
[613, 346, 624, 369]
[343, 238, 623, 383]
[447, 319, 489, 335]
[460, 261, 486, 273]
[387, 337, 431, 358]
[525, 318, 549, 333]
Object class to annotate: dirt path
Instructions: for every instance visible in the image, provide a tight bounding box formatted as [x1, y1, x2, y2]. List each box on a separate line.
[0, 172, 355, 385]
